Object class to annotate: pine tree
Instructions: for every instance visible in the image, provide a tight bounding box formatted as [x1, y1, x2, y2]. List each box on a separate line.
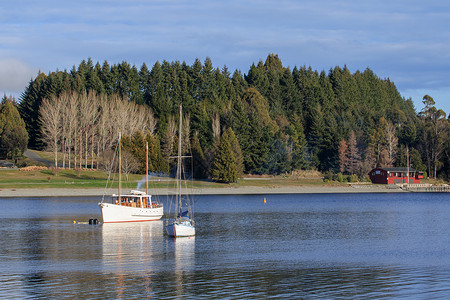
[146, 132, 169, 173]
[100, 60, 113, 94]
[288, 113, 308, 170]
[222, 127, 244, 178]
[242, 87, 278, 133]
[0, 97, 29, 159]
[231, 70, 247, 97]
[139, 62, 151, 103]
[308, 104, 325, 169]
[338, 139, 349, 174]
[245, 61, 269, 96]
[211, 132, 237, 183]
[190, 103, 211, 149]
[191, 131, 208, 179]
[129, 130, 146, 173]
[18, 73, 47, 149]
[149, 62, 169, 121]
[264, 54, 284, 115]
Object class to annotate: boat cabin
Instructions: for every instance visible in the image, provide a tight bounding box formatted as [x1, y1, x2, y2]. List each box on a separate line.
[369, 167, 423, 184]
[112, 190, 160, 208]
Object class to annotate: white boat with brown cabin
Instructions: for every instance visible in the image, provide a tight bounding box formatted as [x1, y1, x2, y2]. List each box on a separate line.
[99, 133, 163, 223]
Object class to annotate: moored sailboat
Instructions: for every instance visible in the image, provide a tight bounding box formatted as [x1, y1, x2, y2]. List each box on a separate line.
[99, 133, 164, 223]
[166, 105, 195, 237]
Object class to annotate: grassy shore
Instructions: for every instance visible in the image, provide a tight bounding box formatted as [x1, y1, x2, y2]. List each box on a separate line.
[0, 168, 330, 190]
[0, 167, 409, 197]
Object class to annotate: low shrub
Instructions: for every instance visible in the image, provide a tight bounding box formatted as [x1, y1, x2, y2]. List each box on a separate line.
[348, 174, 359, 182]
[20, 166, 48, 171]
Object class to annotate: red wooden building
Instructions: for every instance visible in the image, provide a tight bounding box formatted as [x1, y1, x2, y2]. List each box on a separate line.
[369, 167, 423, 184]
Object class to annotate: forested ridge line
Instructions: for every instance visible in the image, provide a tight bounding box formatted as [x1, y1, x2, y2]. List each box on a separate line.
[14, 54, 449, 181]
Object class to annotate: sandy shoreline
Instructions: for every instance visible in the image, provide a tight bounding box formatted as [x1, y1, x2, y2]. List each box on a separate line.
[0, 184, 407, 197]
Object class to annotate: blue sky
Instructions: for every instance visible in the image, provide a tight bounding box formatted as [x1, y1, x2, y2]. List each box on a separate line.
[1, 0, 449, 114]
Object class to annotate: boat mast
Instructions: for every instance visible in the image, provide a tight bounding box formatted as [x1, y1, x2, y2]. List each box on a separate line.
[146, 141, 149, 195]
[177, 104, 182, 217]
[118, 132, 121, 203]
[407, 145, 409, 184]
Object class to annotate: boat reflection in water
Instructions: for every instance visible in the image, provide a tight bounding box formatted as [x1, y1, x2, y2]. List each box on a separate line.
[174, 236, 195, 270]
[101, 221, 164, 274]
[101, 221, 195, 298]
[173, 236, 196, 298]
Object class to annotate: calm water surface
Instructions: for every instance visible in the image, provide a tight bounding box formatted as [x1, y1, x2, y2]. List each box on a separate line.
[0, 193, 450, 298]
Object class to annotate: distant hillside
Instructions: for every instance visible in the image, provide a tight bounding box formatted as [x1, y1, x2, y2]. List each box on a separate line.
[17, 54, 449, 181]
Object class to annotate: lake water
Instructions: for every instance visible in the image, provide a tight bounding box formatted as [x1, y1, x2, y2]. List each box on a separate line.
[1, 193, 450, 299]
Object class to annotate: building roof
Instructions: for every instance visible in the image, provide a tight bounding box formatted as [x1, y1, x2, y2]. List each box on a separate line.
[372, 167, 419, 172]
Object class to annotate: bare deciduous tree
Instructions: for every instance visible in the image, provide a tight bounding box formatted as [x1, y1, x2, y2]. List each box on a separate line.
[39, 95, 63, 168]
[162, 115, 177, 158]
[382, 121, 398, 167]
[212, 112, 220, 139]
[347, 131, 361, 175]
[39, 90, 158, 174]
[65, 92, 79, 169]
[145, 106, 157, 135]
[338, 139, 348, 174]
[360, 145, 376, 178]
[121, 150, 139, 181]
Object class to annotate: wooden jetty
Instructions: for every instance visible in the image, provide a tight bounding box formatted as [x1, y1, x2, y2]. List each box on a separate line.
[403, 183, 450, 193]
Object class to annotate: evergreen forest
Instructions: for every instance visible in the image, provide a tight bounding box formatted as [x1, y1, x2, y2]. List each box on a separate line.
[8, 54, 449, 182]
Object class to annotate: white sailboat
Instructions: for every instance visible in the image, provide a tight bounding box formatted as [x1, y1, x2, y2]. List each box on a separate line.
[99, 134, 164, 223]
[166, 105, 196, 237]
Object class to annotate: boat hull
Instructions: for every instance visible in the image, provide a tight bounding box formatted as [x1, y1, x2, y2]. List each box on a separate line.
[99, 202, 163, 223]
[166, 221, 196, 237]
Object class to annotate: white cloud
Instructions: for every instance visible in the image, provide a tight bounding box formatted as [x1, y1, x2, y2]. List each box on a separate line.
[0, 0, 449, 110]
[0, 59, 37, 95]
